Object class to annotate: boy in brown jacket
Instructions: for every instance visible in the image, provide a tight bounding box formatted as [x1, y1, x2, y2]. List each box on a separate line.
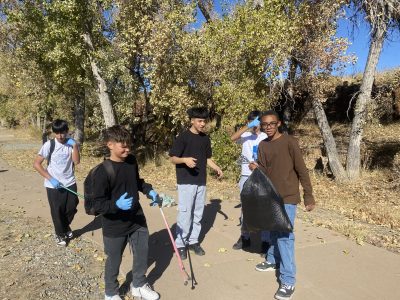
[252, 110, 315, 300]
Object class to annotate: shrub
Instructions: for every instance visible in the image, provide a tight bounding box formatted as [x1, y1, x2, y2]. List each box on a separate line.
[210, 129, 241, 180]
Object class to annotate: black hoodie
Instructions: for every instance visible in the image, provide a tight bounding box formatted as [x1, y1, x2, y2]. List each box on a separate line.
[90, 154, 153, 237]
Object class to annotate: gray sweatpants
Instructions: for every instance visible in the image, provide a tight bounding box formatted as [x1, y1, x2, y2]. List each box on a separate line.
[103, 227, 149, 297]
[175, 184, 206, 248]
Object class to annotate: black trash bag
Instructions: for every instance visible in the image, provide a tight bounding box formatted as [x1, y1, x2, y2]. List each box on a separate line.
[241, 168, 293, 233]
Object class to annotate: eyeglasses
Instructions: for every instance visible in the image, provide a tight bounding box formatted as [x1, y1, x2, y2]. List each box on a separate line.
[261, 122, 278, 128]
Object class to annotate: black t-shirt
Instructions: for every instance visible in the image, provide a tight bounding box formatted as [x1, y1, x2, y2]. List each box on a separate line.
[169, 129, 212, 185]
[90, 155, 152, 237]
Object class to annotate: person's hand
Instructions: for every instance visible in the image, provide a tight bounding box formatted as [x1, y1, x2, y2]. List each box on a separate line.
[248, 162, 258, 171]
[148, 190, 158, 205]
[305, 203, 315, 212]
[66, 138, 76, 147]
[184, 157, 197, 168]
[49, 177, 61, 189]
[215, 168, 223, 179]
[247, 116, 260, 128]
[148, 190, 162, 207]
[116, 192, 133, 210]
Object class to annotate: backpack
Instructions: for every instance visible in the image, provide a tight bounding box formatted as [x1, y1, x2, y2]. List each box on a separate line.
[83, 159, 116, 216]
[47, 139, 55, 166]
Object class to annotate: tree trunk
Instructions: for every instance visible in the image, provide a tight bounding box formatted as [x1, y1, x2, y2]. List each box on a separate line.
[282, 58, 298, 133]
[73, 87, 85, 145]
[82, 32, 116, 127]
[346, 24, 386, 180]
[36, 113, 41, 129]
[198, 0, 217, 22]
[311, 98, 347, 182]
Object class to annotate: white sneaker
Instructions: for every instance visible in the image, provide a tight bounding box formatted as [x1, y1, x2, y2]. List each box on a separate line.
[66, 231, 73, 239]
[104, 295, 122, 300]
[131, 283, 159, 300]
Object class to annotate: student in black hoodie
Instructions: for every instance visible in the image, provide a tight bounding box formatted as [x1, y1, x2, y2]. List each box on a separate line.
[90, 125, 160, 300]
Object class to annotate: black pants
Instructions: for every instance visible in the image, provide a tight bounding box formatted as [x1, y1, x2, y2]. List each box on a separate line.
[103, 227, 149, 297]
[46, 184, 79, 236]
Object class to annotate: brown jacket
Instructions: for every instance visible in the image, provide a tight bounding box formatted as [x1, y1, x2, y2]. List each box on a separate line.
[257, 134, 315, 206]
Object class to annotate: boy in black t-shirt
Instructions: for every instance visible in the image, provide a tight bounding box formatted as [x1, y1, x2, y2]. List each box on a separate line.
[169, 107, 223, 260]
[90, 125, 160, 300]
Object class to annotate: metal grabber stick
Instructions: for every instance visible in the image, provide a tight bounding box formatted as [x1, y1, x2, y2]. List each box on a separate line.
[156, 196, 191, 286]
[60, 185, 85, 199]
[185, 241, 198, 289]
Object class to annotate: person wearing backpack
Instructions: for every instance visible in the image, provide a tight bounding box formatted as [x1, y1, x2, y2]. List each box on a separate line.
[33, 119, 80, 247]
[86, 125, 160, 300]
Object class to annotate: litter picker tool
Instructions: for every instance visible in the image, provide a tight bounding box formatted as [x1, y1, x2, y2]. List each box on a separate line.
[60, 185, 85, 199]
[186, 242, 198, 289]
[236, 154, 251, 165]
[154, 196, 191, 286]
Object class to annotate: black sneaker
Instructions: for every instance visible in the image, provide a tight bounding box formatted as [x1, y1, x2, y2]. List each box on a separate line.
[232, 236, 251, 250]
[188, 243, 205, 256]
[274, 283, 295, 300]
[177, 247, 187, 260]
[66, 231, 73, 239]
[55, 235, 66, 247]
[255, 261, 278, 272]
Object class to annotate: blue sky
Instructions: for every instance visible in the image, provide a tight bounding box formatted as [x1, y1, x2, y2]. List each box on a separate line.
[193, 2, 400, 75]
[337, 16, 400, 75]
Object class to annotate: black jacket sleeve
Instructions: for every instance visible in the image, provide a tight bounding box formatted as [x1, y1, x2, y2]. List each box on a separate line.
[136, 163, 153, 196]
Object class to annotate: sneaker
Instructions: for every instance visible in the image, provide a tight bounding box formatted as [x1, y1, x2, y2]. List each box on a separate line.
[261, 241, 270, 254]
[255, 261, 277, 272]
[274, 283, 295, 300]
[188, 243, 205, 256]
[232, 236, 251, 250]
[55, 235, 66, 247]
[131, 283, 159, 300]
[104, 295, 122, 300]
[177, 247, 187, 260]
[66, 231, 73, 239]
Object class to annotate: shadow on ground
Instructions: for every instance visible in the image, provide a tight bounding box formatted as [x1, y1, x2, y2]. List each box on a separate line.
[73, 216, 102, 238]
[199, 199, 228, 243]
[118, 224, 177, 297]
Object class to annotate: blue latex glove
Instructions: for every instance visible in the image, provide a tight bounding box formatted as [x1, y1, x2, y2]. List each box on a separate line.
[49, 177, 61, 189]
[247, 116, 260, 128]
[66, 138, 76, 147]
[148, 190, 159, 207]
[116, 192, 133, 210]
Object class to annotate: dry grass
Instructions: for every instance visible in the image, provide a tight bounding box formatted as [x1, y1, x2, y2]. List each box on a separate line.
[295, 121, 400, 252]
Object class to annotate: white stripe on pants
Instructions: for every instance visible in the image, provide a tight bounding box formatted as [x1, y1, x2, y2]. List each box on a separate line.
[175, 184, 206, 248]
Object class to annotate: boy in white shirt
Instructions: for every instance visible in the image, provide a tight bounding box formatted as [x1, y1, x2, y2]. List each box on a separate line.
[33, 119, 80, 246]
[231, 111, 270, 253]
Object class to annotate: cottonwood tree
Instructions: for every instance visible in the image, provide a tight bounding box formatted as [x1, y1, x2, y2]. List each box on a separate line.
[1, 0, 117, 142]
[347, 0, 400, 179]
[289, 0, 353, 182]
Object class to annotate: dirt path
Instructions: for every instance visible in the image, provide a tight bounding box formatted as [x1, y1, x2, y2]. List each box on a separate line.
[1, 127, 400, 300]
